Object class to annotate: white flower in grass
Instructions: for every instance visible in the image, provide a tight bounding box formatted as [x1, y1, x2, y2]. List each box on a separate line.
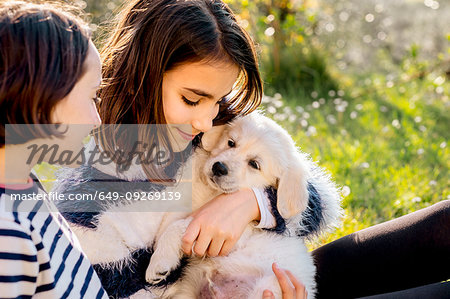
[274, 113, 287, 121]
[267, 106, 276, 114]
[334, 98, 342, 105]
[440, 142, 447, 148]
[274, 100, 283, 108]
[417, 148, 425, 155]
[419, 125, 427, 132]
[274, 93, 282, 100]
[412, 197, 422, 203]
[414, 116, 422, 123]
[380, 106, 388, 112]
[338, 90, 345, 97]
[262, 95, 271, 104]
[300, 120, 308, 127]
[392, 119, 401, 129]
[436, 86, 443, 94]
[288, 115, 297, 122]
[341, 129, 348, 136]
[375, 4, 384, 13]
[265, 27, 275, 37]
[342, 186, 351, 197]
[328, 90, 336, 97]
[429, 180, 437, 186]
[433, 76, 445, 85]
[312, 101, 320, 109]
[283, 106, 293, 115]
[360, 162, 370, 169]
[350, 111, 358, 119]
[306, 126, 317, 136]
[327, 115, 337, 124]
[319, 98, 326, 105]
[296, 106, 304, 114]
[355, 104, 363, 111]
[382, 126, 389, 133]
[336, 105, 346, 113]
[365, 13, 374, 23]
[311, 91, 318, 98]
[302, 112, 310, 119]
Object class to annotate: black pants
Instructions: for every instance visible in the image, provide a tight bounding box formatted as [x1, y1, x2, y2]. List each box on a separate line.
[312, 200, 450, 299]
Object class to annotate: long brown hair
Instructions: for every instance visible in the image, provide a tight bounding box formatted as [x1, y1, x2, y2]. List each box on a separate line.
[0, 1, 91, 146]
[97, 0, 263, 182]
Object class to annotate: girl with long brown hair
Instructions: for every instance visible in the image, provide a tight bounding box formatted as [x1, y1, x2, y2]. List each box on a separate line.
[54, 0, 307, 297]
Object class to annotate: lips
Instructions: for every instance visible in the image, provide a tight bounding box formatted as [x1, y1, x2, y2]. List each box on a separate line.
[176, 128, 196, 141]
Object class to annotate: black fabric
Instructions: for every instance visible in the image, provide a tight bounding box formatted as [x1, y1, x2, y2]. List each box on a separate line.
[312, 200, 450, 299]
[357, 281, 450, 299]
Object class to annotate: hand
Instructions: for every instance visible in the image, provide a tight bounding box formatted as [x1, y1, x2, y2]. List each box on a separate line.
[181, 188, 260, 257]
[263, 263, 308, 299]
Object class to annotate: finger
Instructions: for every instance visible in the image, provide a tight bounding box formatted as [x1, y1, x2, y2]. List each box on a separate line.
[207, 237, 225, 257]
[285, 270, 307, 298]
[272, 263, 295, 299]
[218, 238, 235, 256]
[193, 229, 212, 256]
[181, 221, 200, 255]
[262, 289, 275, 299]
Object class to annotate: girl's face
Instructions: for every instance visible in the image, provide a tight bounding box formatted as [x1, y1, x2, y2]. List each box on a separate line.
[50, 41, 102, 151]
[162, 60, 240, 151]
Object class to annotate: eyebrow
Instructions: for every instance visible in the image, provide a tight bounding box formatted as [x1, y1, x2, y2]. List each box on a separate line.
[183, 87, 232, 100]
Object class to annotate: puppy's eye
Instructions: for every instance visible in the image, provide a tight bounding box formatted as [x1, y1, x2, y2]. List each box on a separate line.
[228, 139, 235, 148]
[248, 160, 260, 170]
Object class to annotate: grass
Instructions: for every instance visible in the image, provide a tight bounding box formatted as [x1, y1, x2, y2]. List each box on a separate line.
[262, 58, 449, 248]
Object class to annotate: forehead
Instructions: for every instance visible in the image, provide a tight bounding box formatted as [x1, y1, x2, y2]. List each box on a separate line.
[164, 61, 240, 97]
[80, 41, 102, 85]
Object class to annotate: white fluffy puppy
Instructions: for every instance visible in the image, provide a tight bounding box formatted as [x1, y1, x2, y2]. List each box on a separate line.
[146, 111, 342, 298]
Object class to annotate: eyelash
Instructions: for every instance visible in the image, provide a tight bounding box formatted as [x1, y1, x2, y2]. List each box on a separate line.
[182, 96, 223, 107]
[92, 96, 101, 105]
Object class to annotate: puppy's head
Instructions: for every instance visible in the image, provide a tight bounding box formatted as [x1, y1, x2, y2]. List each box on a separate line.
[199, 111, 310, 218]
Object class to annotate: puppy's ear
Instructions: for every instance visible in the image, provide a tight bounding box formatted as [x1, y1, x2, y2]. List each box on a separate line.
[201, 125, 226, 152]
[277, 153, 310, 218]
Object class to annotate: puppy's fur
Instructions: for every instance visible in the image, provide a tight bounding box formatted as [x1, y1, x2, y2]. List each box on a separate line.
[145, 111, 342, 298]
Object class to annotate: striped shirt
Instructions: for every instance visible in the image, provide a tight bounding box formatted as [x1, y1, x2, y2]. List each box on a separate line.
[0, 178, 108, 299]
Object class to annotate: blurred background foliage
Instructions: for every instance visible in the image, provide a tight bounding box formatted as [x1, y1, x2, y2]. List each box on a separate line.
[43, 0, 449, 246]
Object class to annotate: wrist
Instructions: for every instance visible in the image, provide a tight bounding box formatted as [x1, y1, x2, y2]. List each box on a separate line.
[240, 188, 261, 222]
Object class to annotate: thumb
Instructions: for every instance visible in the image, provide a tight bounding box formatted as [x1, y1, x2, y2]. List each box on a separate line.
[263, 289, 275, 299]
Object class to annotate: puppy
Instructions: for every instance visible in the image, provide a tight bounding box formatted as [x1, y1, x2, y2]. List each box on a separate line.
[54, 110, 341, 298]
[145, 110, 342, 298]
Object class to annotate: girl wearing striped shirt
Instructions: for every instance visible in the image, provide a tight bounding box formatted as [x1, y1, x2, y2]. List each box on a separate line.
[0, 1, 107, 298]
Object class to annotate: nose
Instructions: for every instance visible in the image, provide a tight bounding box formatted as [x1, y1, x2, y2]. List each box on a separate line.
[191, 102, 219, 133]
[191, 116, 213, 133]
[212, 161, 228, 177]
[90, 102, 102, 126]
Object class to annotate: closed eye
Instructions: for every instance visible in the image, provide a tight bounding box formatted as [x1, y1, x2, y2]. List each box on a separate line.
[182, 96, 199, 106]
[92, 96, 101, 105]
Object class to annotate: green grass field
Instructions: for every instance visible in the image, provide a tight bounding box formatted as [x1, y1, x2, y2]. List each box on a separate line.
[261, 60, 449, 248]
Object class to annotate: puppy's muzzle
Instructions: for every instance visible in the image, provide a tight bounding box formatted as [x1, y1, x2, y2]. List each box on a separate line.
[212, 161, 228, 177]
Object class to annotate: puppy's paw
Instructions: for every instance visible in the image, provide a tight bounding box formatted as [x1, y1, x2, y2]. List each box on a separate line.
[145, 258, 179, 284]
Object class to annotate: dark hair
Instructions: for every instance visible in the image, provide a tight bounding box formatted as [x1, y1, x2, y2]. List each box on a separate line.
[96, 0, 263, 182]
[0, 1, 91, 146]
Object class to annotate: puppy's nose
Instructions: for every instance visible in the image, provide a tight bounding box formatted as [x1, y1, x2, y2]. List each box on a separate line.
[212, 161, 228, 177]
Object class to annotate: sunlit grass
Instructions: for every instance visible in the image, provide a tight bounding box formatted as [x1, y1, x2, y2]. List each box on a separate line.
[263, 63, 449, 249]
